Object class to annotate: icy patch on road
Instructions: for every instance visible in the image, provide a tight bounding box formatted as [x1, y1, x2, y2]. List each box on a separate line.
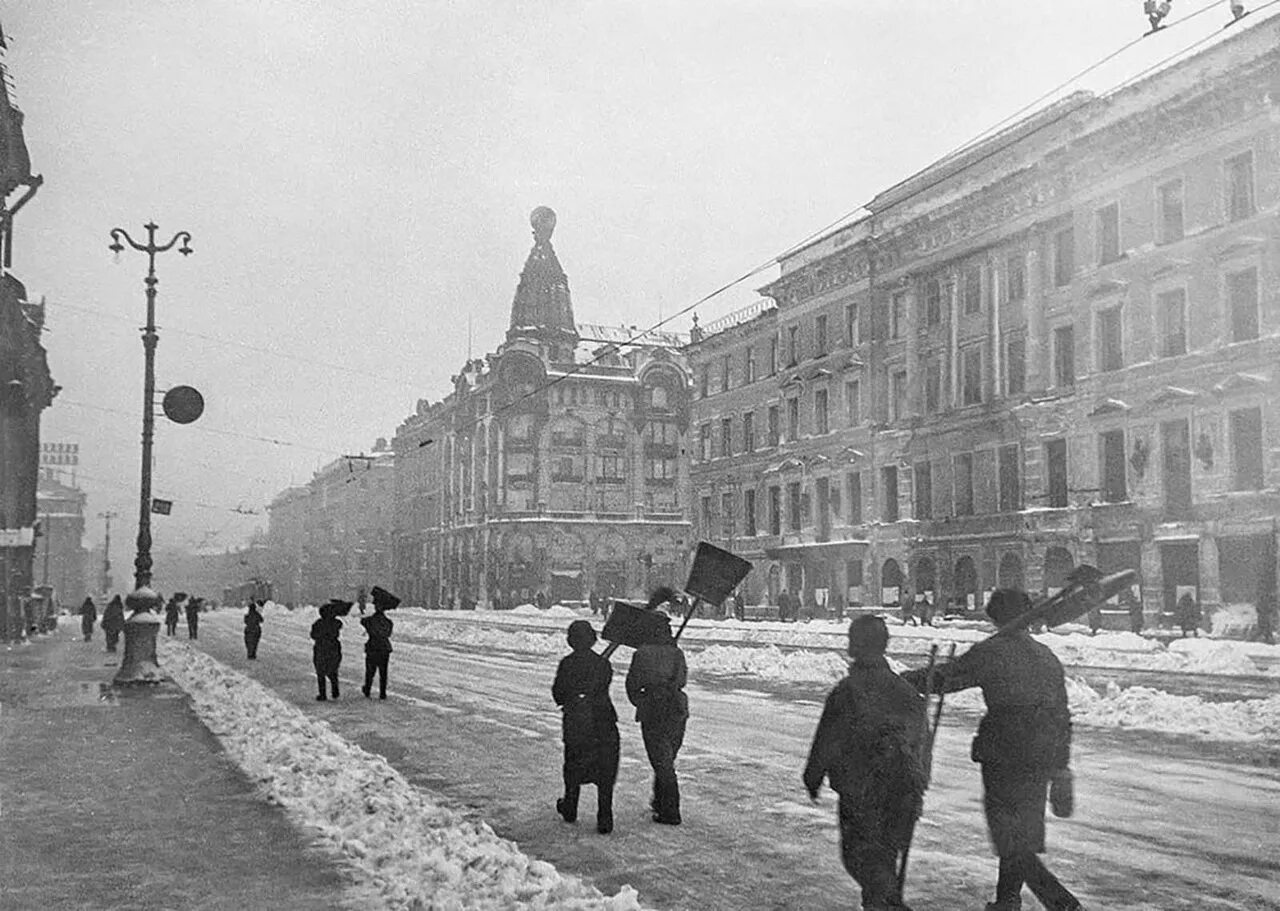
[159, 639, 645, 911]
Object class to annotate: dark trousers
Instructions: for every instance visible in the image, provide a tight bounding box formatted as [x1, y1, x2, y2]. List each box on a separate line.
[81, 622, 93, 642]
[363, 651, 389, 697]
[166, 619, 178, 636]
[244, 632, 261, 659]
[314, 657, 340, 699]
[837, 795, 906, 910]
[641, 714, 686, 822]
[983, 764, 1077, 910]
[105, 629, 121, 652]
[560, 779, 614, 830]
[186, 617, 198, 639]
[996, 854, 1077, 910]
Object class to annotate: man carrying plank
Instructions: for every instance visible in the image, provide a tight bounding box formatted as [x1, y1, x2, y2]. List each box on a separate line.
[803, 615, 928, 911]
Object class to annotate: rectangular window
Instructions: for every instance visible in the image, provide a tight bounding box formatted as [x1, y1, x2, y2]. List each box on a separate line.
[645, 456, 676, 480]
[1005, 336, 1026, 395]
[720, 417, 732, 457]
[914, 461, 933, 519]
[998, 444, 1021, 512]
[1054, 325, 1075, 387]
[742, 412, 755, 452]
[1046, 438, 1068, 508]
[925, 358, 942, 414]
[1006, 253, 1026, 303]
[882, 466, 899, 522]
[1157, 289, 1187, 357]
[701, 495, 714, 535]
[787, 481, 802, 531]
[721, 492, 735, 539]
[768, 486, 781, 535]
[815, 388, 830, 435]
[1101, 429, 1127, 503]
[598, 454, 624, 481]
[846, 472, 862, 524]
[1158, 179, 1184, 244]
[745, 346, 755, 384]
[787, 397, 800, 441]
[1230, 406, 1264, 491]
[1227, 267, 1259, 343]
[721, 354, 731, 393]
[744, 489, 757, 537]
[891, 292, 906, 338]
[769, 337, 778, 375]
[924, 278, 942, 326]
[816, 314, 828, 355]
[1097, 306, 1123, 372]
[698, 423, 711, 461]
[767, 405, 780, 446]
[1226, 151, 1256, 222]
[846, 559, 864, 587]
[961, 346, 982, 405]
[963, 265, 982, 314]
[845, 302, 859, 345]
[891, 370, 908, 421]
[954, 453, 974, 516]
[846, 380, 861, 425]
[1054, 225, 1075, 287]
[787, 326, 799, 367]
[1096, 202, 1121, 265]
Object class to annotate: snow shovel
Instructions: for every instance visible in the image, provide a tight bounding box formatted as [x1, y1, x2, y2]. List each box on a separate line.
[995, 567, 1138, 635]
[897, 641, 956, 894]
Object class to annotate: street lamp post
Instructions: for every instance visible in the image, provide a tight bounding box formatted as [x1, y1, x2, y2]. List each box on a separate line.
[109, 222, 192, 686]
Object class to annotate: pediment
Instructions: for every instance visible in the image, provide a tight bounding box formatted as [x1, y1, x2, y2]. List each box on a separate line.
[1089, 397, 1130, 417]
[1087, 278, 1128, 300]
[1213, 372, 1270, 396]
[1216, 236, 1266, 260]
[1149, 259, 1189, 280]
[1147, 385, 1198, 408]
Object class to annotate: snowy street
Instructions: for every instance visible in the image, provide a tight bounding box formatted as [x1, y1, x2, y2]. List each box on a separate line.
[177, 607, 1280, 911]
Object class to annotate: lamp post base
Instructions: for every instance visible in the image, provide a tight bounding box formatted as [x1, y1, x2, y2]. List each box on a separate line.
[114, 587, 166, 686]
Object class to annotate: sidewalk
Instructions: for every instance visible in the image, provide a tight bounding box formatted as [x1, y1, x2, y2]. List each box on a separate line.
[0, 623, 361, 910]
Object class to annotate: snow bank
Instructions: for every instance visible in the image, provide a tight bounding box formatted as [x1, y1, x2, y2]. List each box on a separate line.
[159, 640, 645, 911]
[509, 604, 582, 618]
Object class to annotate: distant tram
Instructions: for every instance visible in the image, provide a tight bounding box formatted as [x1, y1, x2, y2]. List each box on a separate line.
[223, 579, 272, 606]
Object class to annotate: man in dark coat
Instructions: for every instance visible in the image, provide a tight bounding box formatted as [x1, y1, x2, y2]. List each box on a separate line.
[1176, 591, 1201, 638]
[79, 597, 97, 642]
[552, 619, 620, 835]
[805, 616, 928, 911]
[101, 596, 126, 652]
[626, 587, 689, 825]
[361, 586, 399, 699]
[185, 597, 201, 640]
[903, 589, 1080, 911]
[164, 596, 181, 636]
[310, 601, 345, 701]
[243, 601, 264, 659]
[1122, 589, 1143, 634]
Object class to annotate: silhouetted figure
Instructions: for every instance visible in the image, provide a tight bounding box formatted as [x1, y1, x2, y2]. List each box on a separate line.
[1122, 590, 1144, 635]
[361, 586, 399, 699]
[101, 596, 126, 652]
[79, 598, 97, 642]
[552, 619, 620, 835]
[805, 616, 928, 911]
[311, 601, 345, 701]
[1176, 591, 1201, 638]
[626, 587, 688, 825]
[1145, 0, 1172, 31]
[185, 598, 201, 639]
[244, 601, 263, 659]
[903, 590, 1079, 911]
[1087, 605, 1103, 636]
[164, 597, 181, 636]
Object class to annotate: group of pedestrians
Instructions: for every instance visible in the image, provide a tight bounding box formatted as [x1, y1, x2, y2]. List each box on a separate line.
[551, 586, 689, 836]
[162, 593, 205, 639]
[308, 586, 401, 701]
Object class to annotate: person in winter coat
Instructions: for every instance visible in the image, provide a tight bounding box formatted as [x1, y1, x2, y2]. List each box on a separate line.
[1176, 591, 1201, 638]
[185, 597, 201, 640]
[311, 601, 345, 701]
[626, 587, 689, 825]
[360, 586, 399, 699]
[79, 598, 97, 642]
[164, 596, 181, 636]
[101, 596, 126, 652]
[243, 601, 264, 659]
[804, 616, 928, 911]
[902, 589, 1080, 911]
[1122, 589, 1143, 635]
[552, 619, 620, 835]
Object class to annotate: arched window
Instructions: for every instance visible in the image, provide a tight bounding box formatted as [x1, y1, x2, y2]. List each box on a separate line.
[913, 557, 936, 596]
[954, 556, 979, 610]
[1044, 547, 1075, 594]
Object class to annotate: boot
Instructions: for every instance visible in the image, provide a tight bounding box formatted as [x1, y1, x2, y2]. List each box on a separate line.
[555, 798, 577, 823]
[985, 901, 1021, 911]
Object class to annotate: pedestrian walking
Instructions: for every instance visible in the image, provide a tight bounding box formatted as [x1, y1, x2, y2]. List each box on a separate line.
[101, 595, 126, 652]
[164, 595, 181, 637]
[311, 600, 347, 701]
[804, 616, 928, 911]
[243, 601, 264, 659]
[361, 586, 399, 699]
[1176, 591, 1201, 638]
[902, 589, 1081, 911]
[185, 597, 201, 640]
[900, 596, 918, 627]
[552, 619, 620, 835]
[1086, 605, 1102, 636]
[918, 593, 934, 627]
[1122, 589, 1143, 634]
[626, 586, 688, 826]
[78, 597, 97, 642]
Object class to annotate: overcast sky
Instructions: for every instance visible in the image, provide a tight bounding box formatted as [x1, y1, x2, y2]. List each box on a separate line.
[7, 0, 1261, 556]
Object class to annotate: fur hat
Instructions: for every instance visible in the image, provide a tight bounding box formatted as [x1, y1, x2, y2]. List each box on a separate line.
[566, 619, 597, 651]
[847, 615, 889, 656]
[986, 588, 1032, 625]
[370, 586, 401, 611]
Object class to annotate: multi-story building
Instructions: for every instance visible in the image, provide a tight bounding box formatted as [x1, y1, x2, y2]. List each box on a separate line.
[263, 485, 310, 606]
[690, 21, 1280, 630]
[34, 470, 88, 609]
[391, 207, 692, 608]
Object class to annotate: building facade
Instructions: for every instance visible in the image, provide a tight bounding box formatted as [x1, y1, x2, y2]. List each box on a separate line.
[391, 207, 692, 608]
[689, 22, 1280, 630]
[33, 471, 88, 609]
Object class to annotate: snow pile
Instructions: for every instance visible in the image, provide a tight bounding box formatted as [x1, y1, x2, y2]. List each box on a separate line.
[510, 604, 580, 618]
[160, 640, 645, 911]
[1067, 680, 1280, 742]
[1210, 603, 1256, 638]
[690, 644, 856, 683]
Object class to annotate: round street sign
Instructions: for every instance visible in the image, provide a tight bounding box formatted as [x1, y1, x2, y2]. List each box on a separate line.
[162, 385, 205, 424]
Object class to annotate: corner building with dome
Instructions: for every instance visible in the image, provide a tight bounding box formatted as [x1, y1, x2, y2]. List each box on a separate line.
[391, 208, 693, 609]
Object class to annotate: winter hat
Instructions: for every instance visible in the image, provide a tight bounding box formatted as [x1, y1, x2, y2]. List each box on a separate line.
[986, 588, 1032, 625]
[646, 585, 680, 611]
[370, 586, 401, 611]
[566, 619, 597, 651]
[847, 615, 889, 656]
